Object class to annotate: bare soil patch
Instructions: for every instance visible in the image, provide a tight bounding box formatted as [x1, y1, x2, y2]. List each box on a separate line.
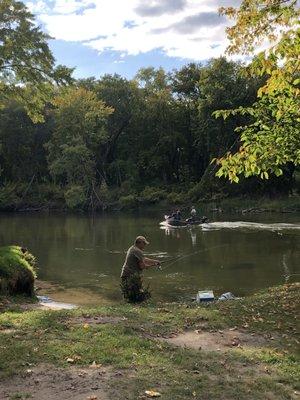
[0, 364, 122, 400]
[161, 329, 273, 351]
[12, 301, 75, 312]
[67, 316, 127, 326]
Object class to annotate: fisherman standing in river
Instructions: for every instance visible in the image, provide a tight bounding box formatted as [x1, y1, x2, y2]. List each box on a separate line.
[120, 236, 161, 303]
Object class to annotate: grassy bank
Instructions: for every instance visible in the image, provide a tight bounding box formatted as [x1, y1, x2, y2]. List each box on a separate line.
[0, 246, 36, 297]
[0, 283, 299, 399]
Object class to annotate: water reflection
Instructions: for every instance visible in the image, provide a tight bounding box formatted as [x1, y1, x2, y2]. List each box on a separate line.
[162, 226, 181, 239]
[190, 229, 197, 247]
[161, 225, 198, 246]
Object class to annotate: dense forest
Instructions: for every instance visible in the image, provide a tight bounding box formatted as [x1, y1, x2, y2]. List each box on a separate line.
[0, 58, 297, 211]
[0, 0, 299, 211]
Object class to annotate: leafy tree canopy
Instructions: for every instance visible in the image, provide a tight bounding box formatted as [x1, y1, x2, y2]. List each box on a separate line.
[46, 87, 114, 202]
[0, 0, 73, 122]
[214, 0, 300, 182]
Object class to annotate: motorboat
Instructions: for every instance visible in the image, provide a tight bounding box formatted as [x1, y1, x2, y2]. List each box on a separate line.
[162, 215, 209, 228]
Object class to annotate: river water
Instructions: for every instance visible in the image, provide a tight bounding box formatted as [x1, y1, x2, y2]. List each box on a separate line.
[0, 212, 299, 304]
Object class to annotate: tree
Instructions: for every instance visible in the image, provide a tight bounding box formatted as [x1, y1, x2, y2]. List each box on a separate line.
[46, 87, 113, 208]
[197, 58, 260, 168]
[133, 67, 188, 184]
[0, 0, 73, 121]
[0, 101, 50, 181]
[214, 0, 300, 182]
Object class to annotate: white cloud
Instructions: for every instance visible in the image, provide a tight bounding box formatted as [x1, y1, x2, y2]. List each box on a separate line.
[25, 0, 238, 61]
[26, 0, 49, 13]
[52, 0, 96, 15]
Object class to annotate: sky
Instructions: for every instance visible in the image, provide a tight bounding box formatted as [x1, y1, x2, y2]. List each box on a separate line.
[25, 0, 241, 79]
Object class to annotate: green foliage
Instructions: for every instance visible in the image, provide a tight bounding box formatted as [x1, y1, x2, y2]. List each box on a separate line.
[0, 245, 36, 296]
[0, 0, 73, 122]
[0, 58, 297, 210]
[166, 192, 186, 205]
[64, 185, 86, 210]
[46, 87, 113, 209]
[0, 182, 20, 209]
[94, 182, 110, 205]
[187, 182, 205, 201]
[215, 0, 300, 182]
[0, 100, 51, 181]
[36, 183, 64, 204]
[119, 194, 138, 209]
[139, 186, 167, 204]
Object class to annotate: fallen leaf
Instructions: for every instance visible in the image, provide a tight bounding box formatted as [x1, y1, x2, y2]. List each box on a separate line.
[90, 361, 102, 368]
[231, 337, 241, 347]
[145, 390, 161, 398]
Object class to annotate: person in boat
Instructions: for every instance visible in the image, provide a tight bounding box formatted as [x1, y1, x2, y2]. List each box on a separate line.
[191, 206, 197, 220]
[120, 236, 160, 303]
[185, 206, 197, 224]
[166, 210, 179, 221]
[169, 211, 176, 219]
[175, 209, 181, 220]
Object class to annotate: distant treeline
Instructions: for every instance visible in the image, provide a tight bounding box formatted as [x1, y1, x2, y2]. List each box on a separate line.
[0, 58, 298, 211]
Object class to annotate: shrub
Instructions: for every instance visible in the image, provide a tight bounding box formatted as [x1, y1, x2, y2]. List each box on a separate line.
[119, 194, 138, 209]
[37, 183, 64, 203]
[166, 192, 186, 205]
[64, 185, 87, 209]
[0, 246, 36, 296]
[0, 182, 21, 210]
[139, 186, 167, 204]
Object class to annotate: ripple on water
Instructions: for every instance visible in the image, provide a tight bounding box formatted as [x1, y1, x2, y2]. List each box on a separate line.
[201, 221, 300, 232]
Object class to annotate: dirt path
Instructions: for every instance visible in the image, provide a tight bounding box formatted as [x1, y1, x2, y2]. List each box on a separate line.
[160, 328, 274, 351]
[0, 364, 116, 400]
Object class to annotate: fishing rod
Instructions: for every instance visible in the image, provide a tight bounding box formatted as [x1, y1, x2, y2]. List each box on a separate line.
[157, 244, 228, 271]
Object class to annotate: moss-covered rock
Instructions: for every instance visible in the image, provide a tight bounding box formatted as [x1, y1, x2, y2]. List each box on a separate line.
[0, 246, 36, 296]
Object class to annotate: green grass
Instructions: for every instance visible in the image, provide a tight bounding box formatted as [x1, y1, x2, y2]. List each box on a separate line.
[0, 283, 299, 399]
[0, 246, 36, 296]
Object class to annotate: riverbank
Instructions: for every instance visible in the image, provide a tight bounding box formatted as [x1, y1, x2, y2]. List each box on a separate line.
[0, 180, 299, 213]
[146, 195, 300, 215]
[0, 283, 299, 399]
[0, 194, 299, 216]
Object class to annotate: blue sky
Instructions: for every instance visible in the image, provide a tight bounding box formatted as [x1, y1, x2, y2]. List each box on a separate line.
[49, 40, 193, 79]
[25, 0, 241, 79]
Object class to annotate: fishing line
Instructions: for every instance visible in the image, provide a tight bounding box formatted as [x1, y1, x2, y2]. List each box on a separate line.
[158, 244, 228, 271]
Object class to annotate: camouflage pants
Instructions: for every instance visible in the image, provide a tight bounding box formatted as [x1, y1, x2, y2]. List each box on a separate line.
[120, 273, 151, 303]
